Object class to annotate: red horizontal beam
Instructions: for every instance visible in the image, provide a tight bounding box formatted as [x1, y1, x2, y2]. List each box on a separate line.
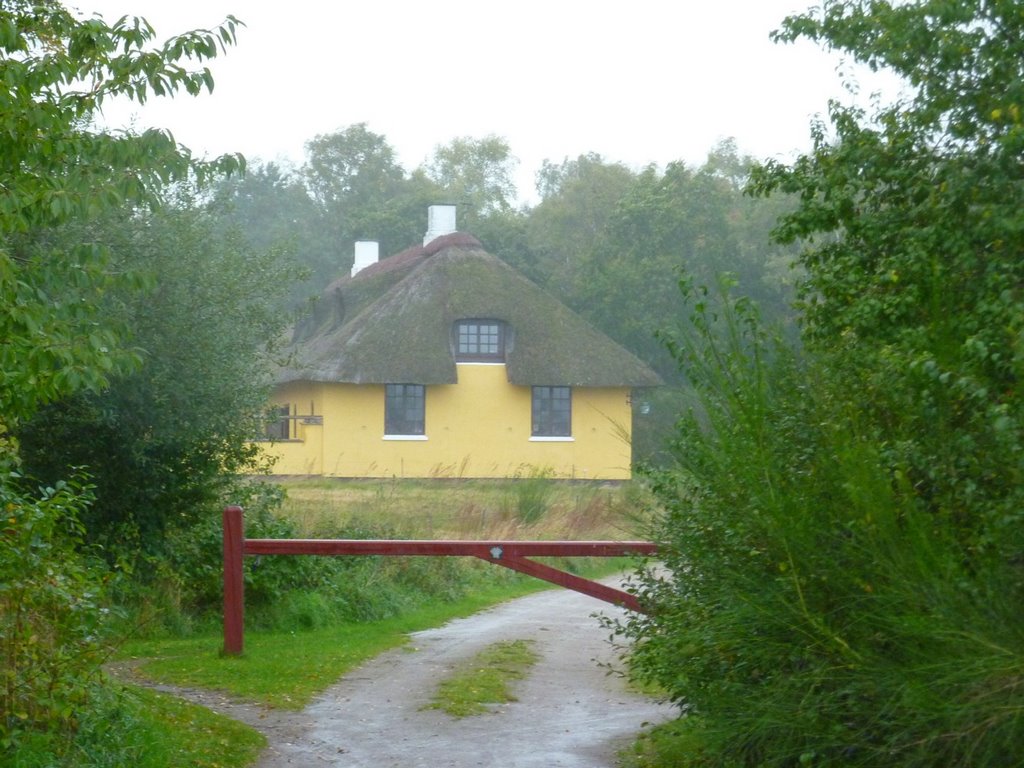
[243, 539, 657, 558]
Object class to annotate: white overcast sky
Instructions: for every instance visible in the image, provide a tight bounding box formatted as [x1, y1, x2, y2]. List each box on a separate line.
[76, 1, 902, 204]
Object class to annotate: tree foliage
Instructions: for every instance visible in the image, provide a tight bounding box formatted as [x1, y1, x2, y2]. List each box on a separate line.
[0, 1, 243, 424]
[0, 474, 109, 751]
[425, 134, 518, 226]
[303, 123, 417, 261]
[622, 1, 1024, 765]
[210, 161, 334, 306]
[756, 0, 1024, 561]
[527, 153, 637, 296]
[223, 128, 524, 293]
[0, 2, 244, 755]
[300, 124, 438, 271]
[533, 143, 797, 381]
[17, 198, 294, 551]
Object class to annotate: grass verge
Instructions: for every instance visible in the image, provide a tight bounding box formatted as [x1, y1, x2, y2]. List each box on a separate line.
[121, 573, 558, 709]
[8, 685, 265, 768]
[424, 639, 539, 717]
[619, 718, 701, 768]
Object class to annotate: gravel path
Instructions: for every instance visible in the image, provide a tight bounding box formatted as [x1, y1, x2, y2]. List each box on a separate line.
[133, 582, 676, 767]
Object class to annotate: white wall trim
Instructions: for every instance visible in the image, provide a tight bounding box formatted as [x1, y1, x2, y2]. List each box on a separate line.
[528, 436, 575, 442]
[383, 435, 429, 441]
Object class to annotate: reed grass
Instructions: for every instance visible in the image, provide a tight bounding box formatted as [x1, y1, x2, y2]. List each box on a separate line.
[273, 477, 650, 542]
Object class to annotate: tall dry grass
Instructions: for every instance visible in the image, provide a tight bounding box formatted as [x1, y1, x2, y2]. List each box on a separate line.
[275, 478, 653, 542]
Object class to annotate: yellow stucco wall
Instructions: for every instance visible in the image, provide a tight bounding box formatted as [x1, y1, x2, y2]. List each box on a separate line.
[256, 364, 633, 479]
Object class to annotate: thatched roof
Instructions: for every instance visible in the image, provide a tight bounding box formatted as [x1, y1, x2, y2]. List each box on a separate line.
[277, 233, 662, 388]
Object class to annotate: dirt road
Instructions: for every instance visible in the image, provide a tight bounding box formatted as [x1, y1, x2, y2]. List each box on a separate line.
[151, 583, 676, 767]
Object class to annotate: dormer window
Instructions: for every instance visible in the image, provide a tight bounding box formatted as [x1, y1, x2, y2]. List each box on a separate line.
[455, 319, 505, 362]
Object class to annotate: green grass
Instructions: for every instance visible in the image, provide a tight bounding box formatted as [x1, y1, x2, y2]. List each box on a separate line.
[121, 555, 632, 711]
[7, 685, 265, 768]
[121, 575, 555, 709]
[619, 718, 705, 768]
[425, 639, 539, 717]
[122, 687, 266, 768]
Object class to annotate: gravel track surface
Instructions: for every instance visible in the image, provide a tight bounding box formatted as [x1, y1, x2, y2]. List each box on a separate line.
[133, 582, 676, 767]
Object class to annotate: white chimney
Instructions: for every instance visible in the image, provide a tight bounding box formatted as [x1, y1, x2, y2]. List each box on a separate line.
[423, 204, 457, 245]
[351, 240, 379, 276]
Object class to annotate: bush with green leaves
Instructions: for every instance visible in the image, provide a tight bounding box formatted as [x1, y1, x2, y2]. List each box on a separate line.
[16, 194, 294, 557]
[619, 285, 1024, 766]
[120, 481, 483, 636]
[618, 3, 1024, 765]
[750, 0, 1024, 568]
[0, 470, 115, 755]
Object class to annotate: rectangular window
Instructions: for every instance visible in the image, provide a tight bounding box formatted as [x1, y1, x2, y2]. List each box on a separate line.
[456, 320, 504, 361]
[385, 384, 425, 436]
[532, 386, 571, 437]
[264, 404, 291, 440]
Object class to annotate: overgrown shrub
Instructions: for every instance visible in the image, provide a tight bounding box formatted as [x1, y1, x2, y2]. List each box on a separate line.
[617, 286, 1024, 766]
[120, 480, 490, 636]
[0, 469, 115, 755]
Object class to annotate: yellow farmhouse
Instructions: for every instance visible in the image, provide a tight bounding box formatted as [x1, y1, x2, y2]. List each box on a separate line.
[258, 206, 660, 480]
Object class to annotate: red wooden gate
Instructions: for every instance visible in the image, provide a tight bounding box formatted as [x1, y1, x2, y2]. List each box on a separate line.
[223, 505, 656, 655]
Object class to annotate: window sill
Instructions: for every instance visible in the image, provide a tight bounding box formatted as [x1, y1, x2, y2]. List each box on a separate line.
[529, 436, 574, 442]
[252, 438, 304, 443]
[383, 434, 428, 441]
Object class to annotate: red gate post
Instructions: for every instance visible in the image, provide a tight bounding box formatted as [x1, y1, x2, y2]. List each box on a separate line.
[223, 505, 245, 656]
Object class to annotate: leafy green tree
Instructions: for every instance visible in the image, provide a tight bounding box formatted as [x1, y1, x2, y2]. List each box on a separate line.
[303, 123, 431, 261]
[521, 147, 796, 380]
[304, 123, 405, 208]
[755, 0, 1024, 560]
[622, 2, 1024, 765]
[210, 161, 336, 307]
[425, 135, 518, 229]
[0, 1, 242, 426]
[527, 153, 637, 298]
[575, 160, 745, 378]
[0, 1, 244, 755]
[470, 206, 540, 283]
[18, 198, 293, 551]
[700, 140, 802, 333]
